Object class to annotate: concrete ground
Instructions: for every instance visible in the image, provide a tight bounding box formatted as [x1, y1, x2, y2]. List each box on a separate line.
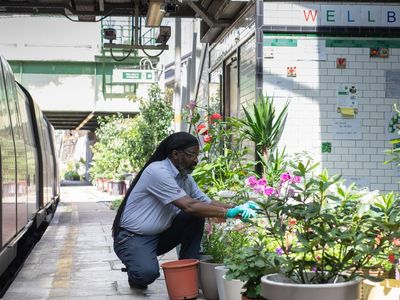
[3, 184, 206, 300]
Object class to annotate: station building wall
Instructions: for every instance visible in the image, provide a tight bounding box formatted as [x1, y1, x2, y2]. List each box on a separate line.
[261, 2, 400, 192]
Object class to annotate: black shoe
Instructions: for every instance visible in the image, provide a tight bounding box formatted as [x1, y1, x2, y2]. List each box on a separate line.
[128, 280, 148, 290]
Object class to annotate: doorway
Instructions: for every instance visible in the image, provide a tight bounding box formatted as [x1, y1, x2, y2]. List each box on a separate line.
[224, 56, 238, 118]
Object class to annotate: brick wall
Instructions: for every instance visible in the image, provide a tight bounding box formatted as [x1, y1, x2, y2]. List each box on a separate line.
[263, 35, 400, 192]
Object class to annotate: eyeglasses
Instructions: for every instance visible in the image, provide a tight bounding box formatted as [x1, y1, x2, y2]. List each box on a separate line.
[181, 149, 199, 159]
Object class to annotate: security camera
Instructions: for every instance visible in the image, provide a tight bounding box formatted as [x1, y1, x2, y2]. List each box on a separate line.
[156, 26, 171, 44]
[103, 28, 116, 42]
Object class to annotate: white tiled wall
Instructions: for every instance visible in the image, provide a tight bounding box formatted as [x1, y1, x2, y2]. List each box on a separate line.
[239, 36, 256, 113]
[263, 36, 400, 192]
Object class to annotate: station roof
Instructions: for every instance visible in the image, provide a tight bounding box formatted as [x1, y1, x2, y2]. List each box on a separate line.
[1, 0, 249, 131]
[44, 110, 137, 131]
[0, 0, 249, 43]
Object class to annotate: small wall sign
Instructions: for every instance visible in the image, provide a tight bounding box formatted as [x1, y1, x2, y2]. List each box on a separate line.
[287, 66, 297, 77]
[321, 142, 332, 153]
[370, 48, 389, 58]
[336, 57, 346, 69]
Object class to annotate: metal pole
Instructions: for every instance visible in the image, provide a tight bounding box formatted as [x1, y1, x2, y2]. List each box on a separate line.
[255, 0, 264, 102]
[190, 20, 197, 101]
[174, 18, 182, 132]
[134, 1, 139, 46]
[185, 57, 192, 132]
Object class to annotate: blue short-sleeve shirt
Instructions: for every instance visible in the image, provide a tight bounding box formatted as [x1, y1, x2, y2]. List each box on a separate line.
[120, 158, 211, 235]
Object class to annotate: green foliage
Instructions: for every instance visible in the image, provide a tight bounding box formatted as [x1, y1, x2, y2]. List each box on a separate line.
[247, 160, 400, 284]
[64, 170, 80, 181]
[133, 85, 174, 166]
[384, 104, 400, 168]
[110, 197, 123, 210]
[202, 221, 250, 264]
[225, 244, 279, 299]
[90, 114, 136, 179]
[260, 147, 289, 185]
[63, 160, 82, 180]
[185, 102, 256, 200]
[238, 95, 289, 161]
[90, 85, 173, 180]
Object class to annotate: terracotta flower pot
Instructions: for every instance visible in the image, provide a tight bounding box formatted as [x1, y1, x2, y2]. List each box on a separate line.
[161, 259, 199, 300]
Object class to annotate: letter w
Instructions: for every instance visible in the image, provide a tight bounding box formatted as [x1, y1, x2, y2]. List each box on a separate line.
[303, 10, 318, 22]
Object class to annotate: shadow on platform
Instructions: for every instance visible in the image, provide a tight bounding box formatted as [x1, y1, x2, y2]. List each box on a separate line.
[60, 180, 92, 186]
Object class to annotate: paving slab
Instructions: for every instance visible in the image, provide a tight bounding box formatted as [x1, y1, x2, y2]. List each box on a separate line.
[3, 185, 206, 300]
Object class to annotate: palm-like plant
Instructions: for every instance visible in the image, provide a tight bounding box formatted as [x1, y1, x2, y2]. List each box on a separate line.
[385, 104, 400, 168]
[238, 95, 289, 168]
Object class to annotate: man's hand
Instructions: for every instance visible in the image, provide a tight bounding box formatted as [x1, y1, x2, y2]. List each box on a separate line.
[225, 205, 257, 220]
[242, 201, 262, 212]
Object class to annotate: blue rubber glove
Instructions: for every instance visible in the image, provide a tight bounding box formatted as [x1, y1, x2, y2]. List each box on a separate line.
[243, 201, 261, 212]
[226, 205, 257, 220]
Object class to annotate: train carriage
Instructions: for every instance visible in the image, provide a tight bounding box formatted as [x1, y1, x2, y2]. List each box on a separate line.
[0, 56, 59, 281]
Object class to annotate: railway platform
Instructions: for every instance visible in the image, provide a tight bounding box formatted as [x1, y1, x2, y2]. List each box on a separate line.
[2, 184, 206, 300]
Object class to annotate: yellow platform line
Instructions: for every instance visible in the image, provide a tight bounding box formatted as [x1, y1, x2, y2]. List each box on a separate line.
[49, 203, 79, 296]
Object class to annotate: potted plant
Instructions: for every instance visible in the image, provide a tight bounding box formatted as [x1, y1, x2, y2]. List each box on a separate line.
[199, 222, 225, 300]
[199, 220, 249, 300]
[362, 238, 400, 299]
[110, 173, 126, 195]
[237, 95, 289, 173]
[224, 242, 278, 300]
[243, 159, 400, 300]
[187, 107, 256, 199]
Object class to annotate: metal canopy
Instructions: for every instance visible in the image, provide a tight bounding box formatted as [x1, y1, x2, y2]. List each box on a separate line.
[0, 0, 248, 42]
[44, 110, 137, 131]
[0, 0, 193, 19]
[0, 0, 249, 131]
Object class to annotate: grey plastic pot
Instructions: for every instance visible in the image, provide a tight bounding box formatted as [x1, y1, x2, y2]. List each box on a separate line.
[199, 259, 223, 299]
[261, 273, 361, 300]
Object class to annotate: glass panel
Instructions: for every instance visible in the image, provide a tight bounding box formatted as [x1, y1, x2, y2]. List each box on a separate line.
[2, 60, 28, 233]
[17, 87, 37, 223]
[42, 120, 53, 207]
[209, 66, 222, 114]
[0, 57, 17, 246]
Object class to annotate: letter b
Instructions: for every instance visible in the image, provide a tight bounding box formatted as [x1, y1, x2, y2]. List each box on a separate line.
[388, 11, 396, 23]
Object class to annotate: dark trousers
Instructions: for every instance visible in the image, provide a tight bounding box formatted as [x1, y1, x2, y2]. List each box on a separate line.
[113, 211, 204, 286]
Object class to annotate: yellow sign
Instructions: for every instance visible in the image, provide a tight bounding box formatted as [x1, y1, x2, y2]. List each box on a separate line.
[340, 107, 355, 116]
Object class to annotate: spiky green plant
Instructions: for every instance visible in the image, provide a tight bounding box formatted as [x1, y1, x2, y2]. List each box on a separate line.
[238, 95, 289, 169]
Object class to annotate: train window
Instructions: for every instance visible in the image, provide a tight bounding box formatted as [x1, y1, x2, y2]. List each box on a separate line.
[2, 66, 22, 140]
[16, 87, 35, 146]
[0, 57, 18, 246]
[0, 68, 11, 133]
[2, 58, 30, 233]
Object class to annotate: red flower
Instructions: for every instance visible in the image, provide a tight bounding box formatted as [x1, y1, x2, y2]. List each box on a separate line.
[388, 253, 396, 263]
[196, 123, 208, 135]
[203, 135, 212, 143]
[209, 113, 222, 123]
[288, 218, 297, 226]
